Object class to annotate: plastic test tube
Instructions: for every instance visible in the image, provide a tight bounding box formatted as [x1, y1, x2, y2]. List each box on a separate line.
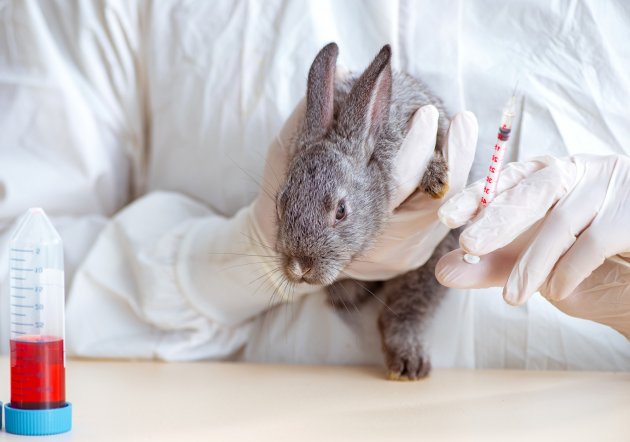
[4, 208, 72, 435]
[463, 96, 516, 265]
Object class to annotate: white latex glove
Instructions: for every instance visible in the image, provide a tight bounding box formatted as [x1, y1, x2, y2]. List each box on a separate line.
[436, 154, 630, 339]
[343, 107, 479, 280]
[253, 102, 478, 282]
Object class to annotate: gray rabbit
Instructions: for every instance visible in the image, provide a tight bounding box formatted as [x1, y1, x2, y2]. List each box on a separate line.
[275, 43, 457, 380]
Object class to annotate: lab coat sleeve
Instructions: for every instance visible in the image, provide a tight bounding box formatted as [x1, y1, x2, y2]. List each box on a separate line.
[66, 191, 318, 361]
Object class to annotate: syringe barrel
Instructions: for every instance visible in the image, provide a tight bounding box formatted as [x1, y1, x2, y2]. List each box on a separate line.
[479, 98, 515, 208]
[9, 208, 66, 410]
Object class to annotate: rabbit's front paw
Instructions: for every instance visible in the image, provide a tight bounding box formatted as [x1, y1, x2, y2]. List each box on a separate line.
[420, 154, 449, 199]
[379, 314, 431, 381]
[382, 339, 431, 381]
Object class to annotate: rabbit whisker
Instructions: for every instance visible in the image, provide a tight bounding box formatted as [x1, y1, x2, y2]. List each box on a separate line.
[339, 271, 397, 317]
[209, 252, 280, 259]
[239, 232, 277, 252]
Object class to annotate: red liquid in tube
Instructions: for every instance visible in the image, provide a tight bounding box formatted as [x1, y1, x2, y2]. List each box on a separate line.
[10, 336, 66, 409]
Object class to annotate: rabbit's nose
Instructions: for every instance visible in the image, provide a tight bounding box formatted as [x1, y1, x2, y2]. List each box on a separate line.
[287, 257, 313, 280]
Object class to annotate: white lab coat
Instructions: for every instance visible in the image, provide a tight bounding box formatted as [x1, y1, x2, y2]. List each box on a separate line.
[1, 0, 629, 369]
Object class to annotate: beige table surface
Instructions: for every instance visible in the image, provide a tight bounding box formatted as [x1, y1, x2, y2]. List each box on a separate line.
[0, 357, 629, 441]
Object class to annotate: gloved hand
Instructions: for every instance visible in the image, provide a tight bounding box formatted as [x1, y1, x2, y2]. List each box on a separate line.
[343, 107, 478, 280]
[252, 101, 479, 282]
[436, 154, 630, 339]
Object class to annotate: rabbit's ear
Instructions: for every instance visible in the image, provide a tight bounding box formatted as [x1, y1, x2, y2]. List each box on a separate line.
[303, 43, 339, 143]
[338, 45, 392, 158]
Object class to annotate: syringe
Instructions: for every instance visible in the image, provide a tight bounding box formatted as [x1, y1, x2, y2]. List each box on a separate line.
[463, 95, 516, 265]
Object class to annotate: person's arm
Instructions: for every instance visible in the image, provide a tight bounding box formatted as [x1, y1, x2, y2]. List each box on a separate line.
[65, 100, 321, 360]
[65, 191, 313, 360]
[67, 102, 476, 360]
[436, 154, 630, 339]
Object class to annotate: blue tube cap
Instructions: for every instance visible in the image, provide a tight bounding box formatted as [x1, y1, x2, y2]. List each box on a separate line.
[4, 403, 72, 435]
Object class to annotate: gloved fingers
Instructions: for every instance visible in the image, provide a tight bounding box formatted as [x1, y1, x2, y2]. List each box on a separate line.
[438, 159, 548, 229]
[441, 111, 479, 201]
[435, 226, 536, 289]
[393, 110, 478, 214]
[459, 162, 575, 256]
[543, 156, 630, 301]
[502, 185, 600, 305]
[545, 218, 630, 302]
[390, 105, 439, 209]
[435, 247, 516, 289]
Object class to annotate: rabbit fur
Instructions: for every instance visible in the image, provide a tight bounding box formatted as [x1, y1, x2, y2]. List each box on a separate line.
[275, 43, 456, 380]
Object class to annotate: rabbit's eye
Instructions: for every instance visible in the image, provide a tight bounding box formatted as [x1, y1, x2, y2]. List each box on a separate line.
[335, 200, 347, 221]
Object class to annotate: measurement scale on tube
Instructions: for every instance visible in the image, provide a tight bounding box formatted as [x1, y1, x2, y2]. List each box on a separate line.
[5, 208, 72, 435]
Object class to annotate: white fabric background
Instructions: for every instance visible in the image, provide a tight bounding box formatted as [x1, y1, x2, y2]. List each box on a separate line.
[1, 0, 629, 369]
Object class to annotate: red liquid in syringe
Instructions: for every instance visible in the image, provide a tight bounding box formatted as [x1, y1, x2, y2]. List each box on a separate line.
[10, 336, 66, 409]
[462, 95, 516, 265]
